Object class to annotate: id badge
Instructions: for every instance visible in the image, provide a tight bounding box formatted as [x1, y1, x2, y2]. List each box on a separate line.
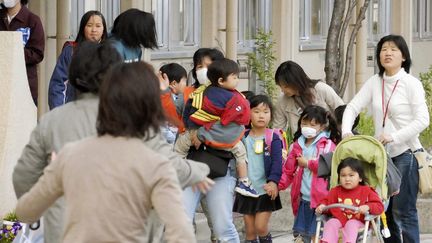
[254, 140, 264, 154]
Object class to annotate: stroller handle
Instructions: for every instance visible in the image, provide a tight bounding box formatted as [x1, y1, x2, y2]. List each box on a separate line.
[321, 203, 360, 212]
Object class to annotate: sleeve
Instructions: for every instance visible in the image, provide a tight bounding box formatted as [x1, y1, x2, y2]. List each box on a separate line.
[365, 187, 385, 215]
[278, 143, 301, 190]
[151, 160, 196, 243]
[341, 77, 374, 136]
[391, 78, 430, 144]
[144, 131, 209, 188]
[220, 93, 250, 126]
[273, 97, 288, 130]
[15, 151, 64, 223]
[48, 45, 73, 110]
[24, 13, 44, 65]
[268, 136, 283, 183]
[318, 82, 345, 111]
[13, 124, 49, 198]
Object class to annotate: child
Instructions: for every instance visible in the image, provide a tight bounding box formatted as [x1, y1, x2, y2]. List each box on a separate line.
[315, 158, 384, 243]
[175, 58, 258, 197]
[159, 63, 188, 143]
[278, 105, 340, 242]
[334, 105, 360, 135]
[233, 95, 283, 243]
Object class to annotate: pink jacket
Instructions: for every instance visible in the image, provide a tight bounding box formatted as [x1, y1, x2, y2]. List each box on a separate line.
[278, 137, 336, 216]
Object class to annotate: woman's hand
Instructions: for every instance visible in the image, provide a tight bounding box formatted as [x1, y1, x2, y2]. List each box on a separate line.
[263, 181, 279, 200]
[358, 205, 370, 215]
[378, 133, 393, 145]
[191, 177, 215, 194]
[315, 204, 326, 214]
[342, 132, 354, 140]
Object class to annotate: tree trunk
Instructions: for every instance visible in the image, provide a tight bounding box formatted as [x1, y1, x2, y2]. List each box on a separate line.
[325, 0, 371, 97]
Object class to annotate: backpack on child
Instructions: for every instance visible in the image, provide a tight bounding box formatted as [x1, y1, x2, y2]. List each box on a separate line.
[264, 128, 289, 165]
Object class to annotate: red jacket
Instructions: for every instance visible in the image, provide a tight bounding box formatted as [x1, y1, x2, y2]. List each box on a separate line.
[278, 137, 336, 216]
[320, 185, 384, 226]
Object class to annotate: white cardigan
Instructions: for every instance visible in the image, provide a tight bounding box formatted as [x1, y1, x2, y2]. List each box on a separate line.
[342, 68, 429, 157]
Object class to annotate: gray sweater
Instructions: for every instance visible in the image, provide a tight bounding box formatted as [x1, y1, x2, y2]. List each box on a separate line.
[13, 93, 208, 243]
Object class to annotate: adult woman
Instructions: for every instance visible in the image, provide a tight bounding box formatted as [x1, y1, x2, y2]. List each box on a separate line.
[48, 10, 107, 109]
[13, 42, 210, 243]
[0, 0, 44, 105]
[273, 61, 344, 135]
[109, 8, 158, 63]
[342, 34, 429, 243]
[16, 61, 196, 243]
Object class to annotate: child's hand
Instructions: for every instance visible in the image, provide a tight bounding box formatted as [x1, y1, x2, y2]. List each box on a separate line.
[190, 130, 202, 149]
[297, 156, 308, 168]
[315, 204, 326, 214]
[158, 71, 170, 91]
[358, 205, 370, 215]
[263, 181, 278, 200]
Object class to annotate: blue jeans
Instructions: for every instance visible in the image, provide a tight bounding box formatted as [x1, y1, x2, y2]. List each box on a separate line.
[384, 150, 420, 243]
[183, 168, 240, 243]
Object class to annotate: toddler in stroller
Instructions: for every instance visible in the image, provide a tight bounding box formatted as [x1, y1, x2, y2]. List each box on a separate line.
[315, 135, 395, 243]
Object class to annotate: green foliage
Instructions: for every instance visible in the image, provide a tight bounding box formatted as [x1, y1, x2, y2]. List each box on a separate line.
[246, 29, 278, 103]
[419, 65, 432, 149]
[356, 112, 375, 136]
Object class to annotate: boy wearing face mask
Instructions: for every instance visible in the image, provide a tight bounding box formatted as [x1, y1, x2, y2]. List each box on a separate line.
[0, 0, 45, 105]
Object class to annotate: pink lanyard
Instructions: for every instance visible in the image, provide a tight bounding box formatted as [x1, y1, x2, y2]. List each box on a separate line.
[381, 79, 399, 127]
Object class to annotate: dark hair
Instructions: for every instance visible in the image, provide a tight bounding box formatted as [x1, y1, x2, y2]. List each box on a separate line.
[337, 157, 368, 185]
[21, 0, 28, 4]
[97, 62, 165, 138]
[293, 105, 340, 143]
[376, 34, 411, 77]
[159, 63, 187, 84]
[275, 61, 319, 106]
[241, 91, 255, 102]
[250, 94, 273, 120]
[207, 58, 239, 86]
[68, 41, 122, 94]
[75, 11, 108, 44]
[111, 8, 158, 49]
[335, 105, 360, 130]
[191, 48, 224, 88]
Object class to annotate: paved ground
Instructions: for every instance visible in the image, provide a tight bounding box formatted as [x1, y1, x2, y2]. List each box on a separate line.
[196, 213, 432, 243]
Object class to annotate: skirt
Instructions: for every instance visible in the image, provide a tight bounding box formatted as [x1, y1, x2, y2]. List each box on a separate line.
[233, 193, 282, 215]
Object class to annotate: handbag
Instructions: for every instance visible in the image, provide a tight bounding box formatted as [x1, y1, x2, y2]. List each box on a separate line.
[414, 150, 432, 194]
[187, 145, 233, 179]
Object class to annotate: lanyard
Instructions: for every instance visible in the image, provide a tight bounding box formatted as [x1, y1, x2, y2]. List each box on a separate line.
[381, 79, 399, 127]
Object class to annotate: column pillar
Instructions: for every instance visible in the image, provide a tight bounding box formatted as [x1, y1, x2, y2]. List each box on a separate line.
[226, 0, 238, 60]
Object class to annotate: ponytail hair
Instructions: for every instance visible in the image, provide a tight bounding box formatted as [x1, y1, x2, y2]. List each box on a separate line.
[293, 105, 341, 143]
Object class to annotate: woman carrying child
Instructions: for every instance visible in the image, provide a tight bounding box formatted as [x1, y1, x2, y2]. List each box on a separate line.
[233, 95, 283, 243]
[278, 105, 340, 242]
[316, 158, 384, 243]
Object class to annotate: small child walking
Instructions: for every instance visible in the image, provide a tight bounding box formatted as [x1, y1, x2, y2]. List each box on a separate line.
[315, 158, 384, 243]
[233, 95, 283, 243]
[278, 105, 340, 242]
[176, 58, 258, 197]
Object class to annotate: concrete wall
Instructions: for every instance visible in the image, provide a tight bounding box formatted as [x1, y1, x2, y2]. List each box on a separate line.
[0, 32, 37, 217]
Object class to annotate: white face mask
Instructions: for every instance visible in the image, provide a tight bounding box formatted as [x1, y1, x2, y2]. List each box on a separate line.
[195, 68, 208, 85]
[301, 126, 318, 138]
[3, 0, 19, 8]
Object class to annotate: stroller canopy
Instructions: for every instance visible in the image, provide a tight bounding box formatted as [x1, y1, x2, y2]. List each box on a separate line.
[331, 135, 388, 199]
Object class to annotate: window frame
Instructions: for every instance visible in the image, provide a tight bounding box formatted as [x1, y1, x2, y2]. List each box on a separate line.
[413, 0, 432, 40]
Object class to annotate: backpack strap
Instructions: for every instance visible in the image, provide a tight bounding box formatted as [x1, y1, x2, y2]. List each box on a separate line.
[265, 128, 275, 149]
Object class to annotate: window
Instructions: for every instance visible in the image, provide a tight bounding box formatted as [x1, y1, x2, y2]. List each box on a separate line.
[237, 0, 272, 52]
[366, 0, 391, 43]
[413, 0, 432, 40]
[151, 0, 201, 55]
[299, 0, 333, 48]
[70, 0, 120, 40]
